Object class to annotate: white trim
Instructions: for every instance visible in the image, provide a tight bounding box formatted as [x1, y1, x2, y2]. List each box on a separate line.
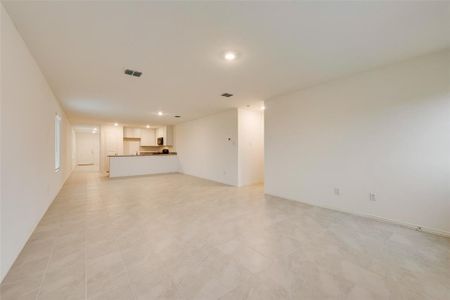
[265, 193, 450, 238]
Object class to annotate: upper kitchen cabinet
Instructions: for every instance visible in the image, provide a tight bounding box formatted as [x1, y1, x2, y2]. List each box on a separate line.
[165, 126, 174, 146]
[123, 127, 141, 139]
[141, 128, 156, 146]
[101, 125, 124, 172]
[156, 126, 174, 146]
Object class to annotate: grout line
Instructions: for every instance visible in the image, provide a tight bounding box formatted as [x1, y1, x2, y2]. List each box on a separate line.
[117, 244, 138, 300]
[84, 180, 88, 300]
[34, 230, 57, 300]
[106, 202, 138, 300]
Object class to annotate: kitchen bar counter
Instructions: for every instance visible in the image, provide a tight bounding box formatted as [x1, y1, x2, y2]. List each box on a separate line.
[108, 152, 177, 157]
[109, 153, 179, 178]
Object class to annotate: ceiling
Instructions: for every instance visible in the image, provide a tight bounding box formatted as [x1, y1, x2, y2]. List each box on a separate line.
[3, 1, 449, 125]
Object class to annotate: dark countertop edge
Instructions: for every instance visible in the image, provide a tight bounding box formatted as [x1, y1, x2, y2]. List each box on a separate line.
[108, 153, 177, 157]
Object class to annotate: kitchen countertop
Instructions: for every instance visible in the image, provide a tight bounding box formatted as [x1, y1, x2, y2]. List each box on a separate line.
[108, 153, 177, 157]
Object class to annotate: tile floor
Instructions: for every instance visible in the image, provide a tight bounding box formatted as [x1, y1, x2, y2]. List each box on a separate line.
[1, 169, 449, 300]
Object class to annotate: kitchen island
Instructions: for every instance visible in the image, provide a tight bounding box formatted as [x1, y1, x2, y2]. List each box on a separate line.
[108, 153, 179, 178]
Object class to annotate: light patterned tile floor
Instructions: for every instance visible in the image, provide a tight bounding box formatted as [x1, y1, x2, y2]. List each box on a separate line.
[1, 169, 449, 300]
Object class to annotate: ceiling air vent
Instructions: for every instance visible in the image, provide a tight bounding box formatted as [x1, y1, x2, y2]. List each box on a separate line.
[124, 69, 142, 77]
[221, 93, 233, 97]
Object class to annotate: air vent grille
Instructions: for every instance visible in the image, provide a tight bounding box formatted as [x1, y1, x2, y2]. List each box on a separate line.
[124, 69, 142, 77]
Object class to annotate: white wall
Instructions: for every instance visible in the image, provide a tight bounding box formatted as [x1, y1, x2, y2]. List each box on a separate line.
[75, 132, 100, 166]
[238, 109, 264, 186]
[0, 3, 3, 283]
[71, 129, 77, 168]
[265, 50, 450, 236]
[175, 110, 239, 186]
[1, 5, 74, 281]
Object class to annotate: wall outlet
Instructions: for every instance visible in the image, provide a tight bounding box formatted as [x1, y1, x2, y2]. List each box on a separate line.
[334, 188, 340, 196]
[369, 193, 376, 201]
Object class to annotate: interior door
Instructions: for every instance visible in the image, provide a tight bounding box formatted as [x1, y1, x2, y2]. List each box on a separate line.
[76, 132, 99, 165]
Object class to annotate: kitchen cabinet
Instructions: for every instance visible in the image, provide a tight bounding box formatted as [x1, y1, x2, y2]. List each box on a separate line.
[101, 125, 124, 172]
[156, 127, 164, 139]
[123, 127, 141, 138]
[155, 126, 173, 146]
[141, 128, 156, 146]
[165, 126, 174, 146]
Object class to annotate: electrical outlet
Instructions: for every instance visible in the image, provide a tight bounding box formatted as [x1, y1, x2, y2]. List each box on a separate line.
[334, 188, 340, 196]
[369, 193, 376, 201]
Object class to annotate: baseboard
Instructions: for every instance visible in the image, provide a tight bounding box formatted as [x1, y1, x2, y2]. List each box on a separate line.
[265, 193, 450, 238]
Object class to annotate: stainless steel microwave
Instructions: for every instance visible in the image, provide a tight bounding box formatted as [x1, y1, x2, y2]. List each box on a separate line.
[157, 137, 164, 145]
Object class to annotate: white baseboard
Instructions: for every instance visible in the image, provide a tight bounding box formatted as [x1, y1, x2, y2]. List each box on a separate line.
[265, 193, 450, 238]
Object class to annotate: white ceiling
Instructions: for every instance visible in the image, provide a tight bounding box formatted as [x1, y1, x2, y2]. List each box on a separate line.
[3, 1, 449, 125]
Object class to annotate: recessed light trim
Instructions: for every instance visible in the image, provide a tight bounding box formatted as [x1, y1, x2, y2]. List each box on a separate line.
[221, 93, 233, 98]
[174, 115, 181, 118]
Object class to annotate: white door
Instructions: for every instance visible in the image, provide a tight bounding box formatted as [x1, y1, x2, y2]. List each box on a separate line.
[76, 132, 100, 166]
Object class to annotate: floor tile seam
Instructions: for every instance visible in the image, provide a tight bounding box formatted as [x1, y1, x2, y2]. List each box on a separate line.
[84, 218, 88, 300]
[106, 202, 139, 300]
[33, 234, 57, 300]
[115, 238, 139, 300]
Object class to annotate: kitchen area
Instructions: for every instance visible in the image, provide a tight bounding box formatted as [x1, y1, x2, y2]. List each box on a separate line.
[100, 124, 179, 177]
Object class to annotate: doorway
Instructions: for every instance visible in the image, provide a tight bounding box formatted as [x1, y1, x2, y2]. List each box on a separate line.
[74, 126, 100, 171]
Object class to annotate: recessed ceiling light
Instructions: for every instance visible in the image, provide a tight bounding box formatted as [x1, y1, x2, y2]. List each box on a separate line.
[114, 122, 118, 126]
[261, 106, 266, 110]
[224, 51, 237, 61]
[174, 115, 181, 118]
[221, 93, 233, 98]
[158, 111, 163, 116]
[146, 125, 150, 128]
